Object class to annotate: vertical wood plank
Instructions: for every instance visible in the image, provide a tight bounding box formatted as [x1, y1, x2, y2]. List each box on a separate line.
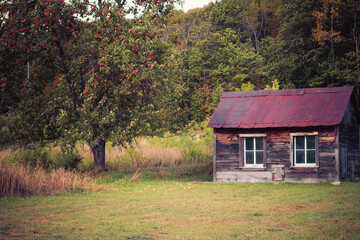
[290, 135, 294, 167]
[263, 136, 267, 167]
[213, 131, 217, 182]
[239, 137, 244, 168]
[335, 126, 340, 182]
[316, 135, 320, 167]
[341, 147, 348, 178]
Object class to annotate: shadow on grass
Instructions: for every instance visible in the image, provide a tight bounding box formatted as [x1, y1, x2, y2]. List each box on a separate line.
[92, 165, 213, 185]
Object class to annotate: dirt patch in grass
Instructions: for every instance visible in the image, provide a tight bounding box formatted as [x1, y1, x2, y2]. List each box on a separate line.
[141, 212, 163, 219]
[70, 226, 90, 231]
[273, 206, 296, 213]
[332, 219, 359, 229]
[32, 219, 48, 225]
[48, 212, 71, 218]
[0, 224, 48, 239]
[273, 204, 322, 214]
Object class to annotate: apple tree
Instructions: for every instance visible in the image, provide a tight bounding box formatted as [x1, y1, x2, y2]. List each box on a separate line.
[0, 0, 182, 169]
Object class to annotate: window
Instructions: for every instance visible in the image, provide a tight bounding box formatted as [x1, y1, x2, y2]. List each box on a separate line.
[291, 133, 318, 167]
[244, 137, 264, 167]
[239, 134, 266, 168]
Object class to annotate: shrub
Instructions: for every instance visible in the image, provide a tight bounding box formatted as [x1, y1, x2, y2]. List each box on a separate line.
[52, 152, 82, 170]
[7, 148, 83, 171]
[8, 148, 53, 170]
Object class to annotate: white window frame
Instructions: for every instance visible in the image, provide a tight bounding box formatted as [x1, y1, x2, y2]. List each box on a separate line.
[290, 132, 319, 168]
[240, 134, 266, 168]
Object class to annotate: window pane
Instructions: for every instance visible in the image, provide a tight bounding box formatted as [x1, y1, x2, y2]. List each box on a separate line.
[246, 152, 254, 164]
[245, 138, 254, 150]
[307, 136, 316, 149]
[255, 137, 263, 150]
[307, 150, 316, 164]
[296, 136, 305, 149]
[296, 150, 305, 164]
[256, 151, 263, 164]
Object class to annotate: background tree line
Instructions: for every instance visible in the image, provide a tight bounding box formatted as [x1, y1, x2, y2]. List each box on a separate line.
[164, 0, 360, 122]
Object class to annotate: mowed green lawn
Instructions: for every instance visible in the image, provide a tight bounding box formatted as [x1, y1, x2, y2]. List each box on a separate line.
[1, 178, 360, 239]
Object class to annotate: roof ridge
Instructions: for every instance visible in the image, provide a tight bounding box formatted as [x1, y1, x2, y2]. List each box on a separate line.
[221, 86, 354, 98]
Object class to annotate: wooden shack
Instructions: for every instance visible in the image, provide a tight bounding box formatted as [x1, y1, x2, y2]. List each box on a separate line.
[208, 87, 360, 183]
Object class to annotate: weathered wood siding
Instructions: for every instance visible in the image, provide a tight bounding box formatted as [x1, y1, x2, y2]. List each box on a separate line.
[214, 126, 338, 183]
[215, 131, 239, 172]
[267, 130, 290, 169]
[339, 102, 360, 180]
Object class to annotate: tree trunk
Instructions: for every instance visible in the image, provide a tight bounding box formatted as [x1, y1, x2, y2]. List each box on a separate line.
[330, 5, 335, 83]
[251, 27, 259, 54]
[353, 12, 360, 80]
[91, 139, 106, 170]
[0, 90, 4, 114]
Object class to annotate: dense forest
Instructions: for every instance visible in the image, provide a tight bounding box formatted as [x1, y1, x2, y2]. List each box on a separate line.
[165, 0, 360, 122]
[0, 0, 359, 168]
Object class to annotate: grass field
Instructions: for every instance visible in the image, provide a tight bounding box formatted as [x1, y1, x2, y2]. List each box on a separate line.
[1, 173, 360, 239]
[1, 131, 360, 239]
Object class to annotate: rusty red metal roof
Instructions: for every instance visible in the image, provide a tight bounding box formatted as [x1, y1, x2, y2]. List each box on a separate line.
[208, 87, 355, 129]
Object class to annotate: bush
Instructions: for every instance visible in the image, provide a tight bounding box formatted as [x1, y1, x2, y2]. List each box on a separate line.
[52, 152, 82, 170]
[7, 148, 83, 171]
[9, 148, 53, 170]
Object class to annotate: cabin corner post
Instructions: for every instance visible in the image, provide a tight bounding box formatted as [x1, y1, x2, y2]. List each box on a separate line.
[335, 126, 340, 183]
[213, 130, 217, 182]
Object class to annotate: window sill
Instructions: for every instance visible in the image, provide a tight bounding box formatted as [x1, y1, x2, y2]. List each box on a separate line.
[237, 167, 266, 171]
[290, 166, 319, 172]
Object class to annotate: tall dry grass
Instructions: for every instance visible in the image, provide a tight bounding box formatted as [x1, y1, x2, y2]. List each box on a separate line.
[0, 163, 92, 197]
[77, 137, 213, 172]
[0, 148, 92, 197]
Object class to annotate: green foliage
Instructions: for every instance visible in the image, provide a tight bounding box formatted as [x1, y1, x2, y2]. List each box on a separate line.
[8, 149, 53, 170]
[264, 79, 280, 90]
[52, 152, 83, 170]
[210, 0, 247, 33]
[240, 82, 256, 91]
[7, 148, 82, 171]
[209, 85, 225, 115]
[164, 0, 282, 120]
